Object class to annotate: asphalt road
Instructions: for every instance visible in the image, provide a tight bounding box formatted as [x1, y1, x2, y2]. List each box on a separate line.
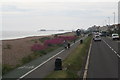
[87, 37, 119, 79]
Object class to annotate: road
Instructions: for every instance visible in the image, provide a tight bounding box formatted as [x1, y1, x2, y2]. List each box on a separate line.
[86, 37, 119, 79]
[3, 36, 119, 79]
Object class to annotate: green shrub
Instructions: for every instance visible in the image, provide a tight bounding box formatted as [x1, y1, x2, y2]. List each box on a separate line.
[45, 70, 78, 79]
[45, 36, 92, 78]
[31, 39, 38, 43]
[2, 64, 14, 75]
[39, 37, 50, 42]
[34, 50, 46, 56]
[47, 44, 53, 47]
[21, 55, 33, 64]
[4, 44, 12, 49]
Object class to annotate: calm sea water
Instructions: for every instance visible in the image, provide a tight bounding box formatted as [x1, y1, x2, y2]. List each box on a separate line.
[0, 31, 70, 40]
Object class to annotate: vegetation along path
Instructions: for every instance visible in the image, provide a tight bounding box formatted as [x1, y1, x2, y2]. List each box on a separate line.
[45, 36, 92, 79]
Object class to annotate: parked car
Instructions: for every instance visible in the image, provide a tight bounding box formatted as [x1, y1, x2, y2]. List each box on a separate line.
[112, 33, 119, 40]
[93, 35, 101, 41]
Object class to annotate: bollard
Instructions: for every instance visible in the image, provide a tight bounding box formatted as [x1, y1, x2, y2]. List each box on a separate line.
[54, 57, 62, 70]
[80, 39, 83, 44]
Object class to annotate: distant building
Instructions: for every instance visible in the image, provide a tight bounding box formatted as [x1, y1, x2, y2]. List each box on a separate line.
[87, 25, 100, 32]
[107, 24, 119, 31]
[118, 1, 120, 24]
[99, 26, 108, 32]
[118, 2, 120, 34]
[118, 24, 120, 33]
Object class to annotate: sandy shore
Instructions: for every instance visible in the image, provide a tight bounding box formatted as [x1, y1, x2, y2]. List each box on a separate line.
[2, 32, 75, 66]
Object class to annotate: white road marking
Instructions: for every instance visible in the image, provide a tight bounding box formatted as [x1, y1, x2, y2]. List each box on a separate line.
[18, 38, 83, 80]
[18, 66, 35, 69]
[82, 38, 119, 80]
[102, 39, 120, 58]
[117, 54, 120, 58]
[83, 40, 92, 80]
[71, 43, 74, 46]
[109, 46, 112, 49]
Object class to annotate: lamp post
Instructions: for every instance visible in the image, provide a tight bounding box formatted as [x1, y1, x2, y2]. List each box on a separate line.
[105, 20, 107, 26]
[108, 17, 110, 26]
[113, 12, 115, 25]
[113, 12, 117, 30]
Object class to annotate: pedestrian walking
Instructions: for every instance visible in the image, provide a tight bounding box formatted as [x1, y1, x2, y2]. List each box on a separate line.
[63, 40, 68, 49]
[67, 42, 70, 49]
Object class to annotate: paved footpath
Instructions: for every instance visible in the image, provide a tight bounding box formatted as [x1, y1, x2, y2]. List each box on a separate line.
[3, 36, 87, 79]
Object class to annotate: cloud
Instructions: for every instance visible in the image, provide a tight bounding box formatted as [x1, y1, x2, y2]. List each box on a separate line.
[0, 4, 32, 15]
[1, 0, 119, 2]
[1, 2, 118, 31]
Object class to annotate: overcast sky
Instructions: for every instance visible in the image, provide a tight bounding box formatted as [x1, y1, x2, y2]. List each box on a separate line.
[0, 0, 119, 31]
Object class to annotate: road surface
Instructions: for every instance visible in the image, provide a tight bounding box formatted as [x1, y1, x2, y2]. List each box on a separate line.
[86, 37, 119, 79]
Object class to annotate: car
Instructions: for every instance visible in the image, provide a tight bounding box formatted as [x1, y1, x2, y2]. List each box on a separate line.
[112, 33, 119, 40]
[93, 35, 101, 41]
[99, 32, 102, 36]
[100, 31, 107, 37]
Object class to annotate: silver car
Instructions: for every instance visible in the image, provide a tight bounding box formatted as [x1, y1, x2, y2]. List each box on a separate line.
[93, 35, 101, 41]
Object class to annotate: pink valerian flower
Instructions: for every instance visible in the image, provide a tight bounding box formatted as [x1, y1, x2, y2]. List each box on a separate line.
[31, 36, 77, 51]
[44, 38, 64, 45]
[58, 36, 77, 40]
[44, 36, 77, 46]
[31, 44, 47, 51]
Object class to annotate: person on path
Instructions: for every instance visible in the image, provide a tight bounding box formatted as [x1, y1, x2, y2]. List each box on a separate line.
[63, 40, 68, 49]
[67, 42, 70, 49]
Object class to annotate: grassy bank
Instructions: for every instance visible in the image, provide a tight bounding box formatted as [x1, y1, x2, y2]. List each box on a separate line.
[45, 36, 92, 79]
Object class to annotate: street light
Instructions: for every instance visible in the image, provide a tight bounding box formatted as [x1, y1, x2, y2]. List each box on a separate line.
[108, 17, 110, 26]
[113, 12, 115, 25]
[105, 20, 107, 26]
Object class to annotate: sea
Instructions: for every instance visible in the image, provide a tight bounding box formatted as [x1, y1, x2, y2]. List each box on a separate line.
[0, 31, 70, 40]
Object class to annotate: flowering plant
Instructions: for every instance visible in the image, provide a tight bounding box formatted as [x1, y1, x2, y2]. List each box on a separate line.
[44, 38, 64, 45]
[31, 36, 77, 51]
[31, 44, 47, 51]
[58, 36, 77, 40]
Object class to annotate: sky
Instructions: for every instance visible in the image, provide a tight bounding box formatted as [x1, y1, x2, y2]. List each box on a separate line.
[0, 0, 119, 31]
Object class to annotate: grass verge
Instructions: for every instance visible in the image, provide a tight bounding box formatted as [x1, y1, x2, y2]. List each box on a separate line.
[45, 36, 92, 78]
